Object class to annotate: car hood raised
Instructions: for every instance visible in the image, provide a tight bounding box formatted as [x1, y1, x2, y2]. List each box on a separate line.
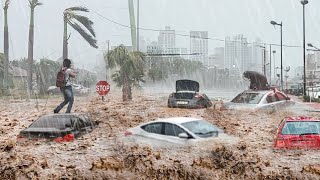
[176, 80, 199, 92]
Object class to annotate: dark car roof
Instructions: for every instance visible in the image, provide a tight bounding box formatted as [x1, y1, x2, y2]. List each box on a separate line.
[44, 113, 87, 117]
[176, 79, 199, 92]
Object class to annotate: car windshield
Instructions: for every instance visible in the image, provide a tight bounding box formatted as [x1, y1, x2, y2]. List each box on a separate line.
[30, 115, 73, 129]
[281, 121, 320, 135]
[181, 120, 223, 138]
[231, 92, 264, 104]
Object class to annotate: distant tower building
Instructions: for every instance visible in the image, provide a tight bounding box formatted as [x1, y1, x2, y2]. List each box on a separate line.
[190, 31, 208, 66]
[248, 38, 263, 72]
[158, 26, 176, 54]
[208, 47, 224, 68]
[224, 35, 248, 78]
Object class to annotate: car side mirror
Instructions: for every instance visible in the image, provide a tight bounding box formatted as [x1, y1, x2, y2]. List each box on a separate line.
[285, 97, 290, 100]
[178, 133, 189, 139]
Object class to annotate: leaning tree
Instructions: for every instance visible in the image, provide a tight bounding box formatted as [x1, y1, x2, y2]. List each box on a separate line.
[62, 6, 98, 60]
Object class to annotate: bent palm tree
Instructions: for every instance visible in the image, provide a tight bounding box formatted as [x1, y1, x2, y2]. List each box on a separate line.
[106, 45, 145, 101]
[63, 7, 98, 60]
[3, 0, 10, 92]
[27, 0, 42, 96]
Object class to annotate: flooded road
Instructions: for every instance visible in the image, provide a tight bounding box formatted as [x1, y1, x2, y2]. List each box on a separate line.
[0, 88, 319, 179]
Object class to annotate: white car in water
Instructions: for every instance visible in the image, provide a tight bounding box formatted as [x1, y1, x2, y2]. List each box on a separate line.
[124, 117, 233, 145]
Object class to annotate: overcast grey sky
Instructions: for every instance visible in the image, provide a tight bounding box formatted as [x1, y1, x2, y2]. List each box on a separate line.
[3, 0, 320, 73]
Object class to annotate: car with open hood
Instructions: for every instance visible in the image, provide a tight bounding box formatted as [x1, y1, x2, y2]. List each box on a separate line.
[273, 117, 320, 149]
[17, 113, 98, 142]
[167, 79, 212, 108]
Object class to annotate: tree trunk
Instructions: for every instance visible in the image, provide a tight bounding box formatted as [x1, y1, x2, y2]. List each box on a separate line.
[63, 16, 68, 60]
[122, 75, 130, 101]
[128, 85, 132, 100]
[27, 8, 35, 98]
[3, 9, 9, 93]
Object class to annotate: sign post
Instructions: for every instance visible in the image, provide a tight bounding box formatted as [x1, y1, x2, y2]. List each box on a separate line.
[96, 81, 110, 101]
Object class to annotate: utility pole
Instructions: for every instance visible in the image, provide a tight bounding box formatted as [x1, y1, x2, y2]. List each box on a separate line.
[263, 45, 266, 76]
[269, 44, 272, 85]
[137, 0, 139, 51]
[128, 0, 137, 51]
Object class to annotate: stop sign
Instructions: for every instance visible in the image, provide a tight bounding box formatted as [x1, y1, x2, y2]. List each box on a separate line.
[96, 81, 110, 95]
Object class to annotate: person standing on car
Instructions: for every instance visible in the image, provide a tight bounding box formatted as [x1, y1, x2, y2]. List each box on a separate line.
[54, 58, 76, 113]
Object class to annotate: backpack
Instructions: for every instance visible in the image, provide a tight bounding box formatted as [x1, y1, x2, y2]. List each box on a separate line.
[56, 68, 66, 87]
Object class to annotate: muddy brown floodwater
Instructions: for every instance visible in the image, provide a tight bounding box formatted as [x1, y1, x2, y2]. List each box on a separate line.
[0, 90, 319, 179]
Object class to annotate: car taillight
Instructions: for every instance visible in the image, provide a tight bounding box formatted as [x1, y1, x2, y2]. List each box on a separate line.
[275, 137, 286, 148]
[17, 134, 26, 140]
[124, 131, 133, 136]
[195, 94, 203, 99]
[54, 134, 75, 143]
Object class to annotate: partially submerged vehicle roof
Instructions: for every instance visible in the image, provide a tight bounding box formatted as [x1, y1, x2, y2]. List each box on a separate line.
[284, 116, 320, 122]
[240, 89, 272, 94]
[176, 79, 199, 92]
[42, 113, 88, 118]
[153, 117, 202, 124]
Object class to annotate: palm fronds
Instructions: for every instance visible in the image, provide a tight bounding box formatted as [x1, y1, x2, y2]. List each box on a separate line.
[66, 6, 89, 12]
[67, 20, 98, 48]
[29, 0, 42, 9]
[72, 15, 96, 37]
[3, 0, 10, 10]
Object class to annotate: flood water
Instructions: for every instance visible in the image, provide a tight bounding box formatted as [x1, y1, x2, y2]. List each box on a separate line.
[0, 88, 319, 179]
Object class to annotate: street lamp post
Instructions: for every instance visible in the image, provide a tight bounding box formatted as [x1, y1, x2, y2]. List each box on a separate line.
[301, 0, 308, 96]
[272, 50, 276, 83]
[270, 20, 283, 90]
[269, 45, 272, 85]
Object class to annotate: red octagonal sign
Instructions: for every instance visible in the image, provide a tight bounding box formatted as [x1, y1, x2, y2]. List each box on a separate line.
[96, 81, 110, 95]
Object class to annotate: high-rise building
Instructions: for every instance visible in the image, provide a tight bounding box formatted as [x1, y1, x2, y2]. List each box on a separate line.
[224, 35, 248, 78]
[190, 31, 208, 66]
[208, 47, 224, 68]
[158, 26, 176, 54]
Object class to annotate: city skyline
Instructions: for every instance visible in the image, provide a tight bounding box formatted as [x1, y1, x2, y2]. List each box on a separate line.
[3, 0, 320, 75]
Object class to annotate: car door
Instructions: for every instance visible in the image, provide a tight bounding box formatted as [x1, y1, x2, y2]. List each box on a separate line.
[275, 92, 288, 107]
[265, 92, 279, 110]
[163, 123, 192, 144]
[141, 122, 166, 141]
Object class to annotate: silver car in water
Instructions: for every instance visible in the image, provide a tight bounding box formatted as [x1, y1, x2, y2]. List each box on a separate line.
[222, 89, 295, 111]
[124, 117, 232, 145]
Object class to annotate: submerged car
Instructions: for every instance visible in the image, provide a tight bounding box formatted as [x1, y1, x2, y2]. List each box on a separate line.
[222, 88, 294, 111]
[17, 113, 98, 142]
[168, 80, 212, 108]
[273, 117, 320, 149]
[124, 117, 228, 145]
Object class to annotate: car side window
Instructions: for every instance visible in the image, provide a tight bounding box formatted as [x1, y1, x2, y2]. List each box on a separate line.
[266, 93, 277, 103]
[276, 92, 286, 101]
[75, 118, 86, 130]
[142, 123, 163, 134]
[164, 123, 187, 136]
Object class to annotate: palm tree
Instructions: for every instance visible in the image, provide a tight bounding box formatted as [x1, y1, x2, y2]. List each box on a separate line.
[35, 58, 60, 94]
[3, 0, 10, 93]
[63, 6, 98, 60]
[106, 45, 145, 101]
[27, 0, 42, 96]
